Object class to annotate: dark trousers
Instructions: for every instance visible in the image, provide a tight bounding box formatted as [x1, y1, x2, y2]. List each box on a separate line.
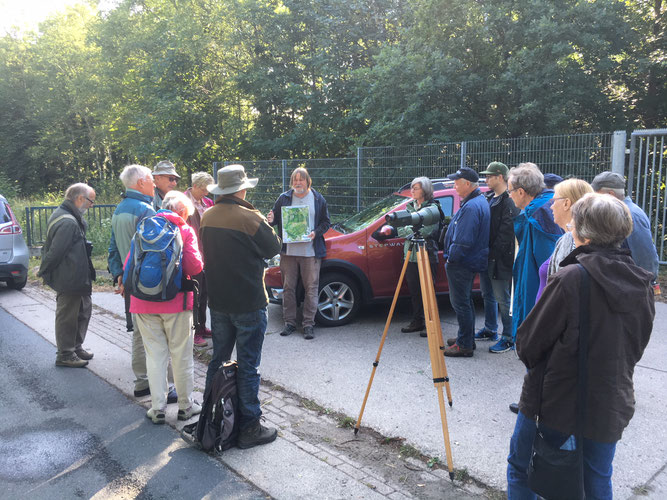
[124, 290, 133, 331]
[55, 293, 92, 356]
[406, 260, 437, 324]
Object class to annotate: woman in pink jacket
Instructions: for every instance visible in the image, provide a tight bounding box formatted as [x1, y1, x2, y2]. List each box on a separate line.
[123, 190, 204, 424]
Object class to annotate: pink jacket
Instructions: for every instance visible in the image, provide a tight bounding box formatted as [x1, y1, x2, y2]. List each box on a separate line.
[127, 211, 204, 314]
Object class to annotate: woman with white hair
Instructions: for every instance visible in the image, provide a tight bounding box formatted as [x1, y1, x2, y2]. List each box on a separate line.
[507, 193, 655, 499]
[122, 190, 204, 425]
[185, 171, 215, 346]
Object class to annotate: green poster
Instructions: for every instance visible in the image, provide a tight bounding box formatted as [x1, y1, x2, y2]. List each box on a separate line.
[282, 205, 311, 243]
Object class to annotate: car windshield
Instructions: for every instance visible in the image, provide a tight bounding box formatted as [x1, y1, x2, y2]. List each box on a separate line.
[335, 193, 407, 234]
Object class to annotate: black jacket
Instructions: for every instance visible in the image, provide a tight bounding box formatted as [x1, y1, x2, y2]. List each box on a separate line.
[517, 245, 654, 442]
[485, 190, 519, 280]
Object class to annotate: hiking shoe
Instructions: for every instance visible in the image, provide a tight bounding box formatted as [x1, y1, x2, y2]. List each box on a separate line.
[134, 386, 151, 398]
[474, 328, 498, 342]
[489, 339, 515, 353]
[509, 403, 519, 414]
[177, 402, 202, 421]
[55, 353, 88, 368]
[446, 338, 476, 350]
[401, 320, 425, 333]
[237, 420, 278, 449]
[193, 333, 207, 347]
[419, 330, 428, 338]
[74, 348, 94, 360]
[303, 326, 315, 340]
[280, 324, 297, 337]
[443, 344, 474, 357]
[199, 327, 212, 338]
[146, 408, 165, 425]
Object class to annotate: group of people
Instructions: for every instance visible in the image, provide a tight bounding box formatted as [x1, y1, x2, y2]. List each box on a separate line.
[382, 162, 656, 498]
[39, 161, 329, 450]
[39, 160, 656, 492]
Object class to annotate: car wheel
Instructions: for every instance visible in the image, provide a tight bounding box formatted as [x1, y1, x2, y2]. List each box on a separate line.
[315, 272, 361, 327]
[8, 276, 27, 290]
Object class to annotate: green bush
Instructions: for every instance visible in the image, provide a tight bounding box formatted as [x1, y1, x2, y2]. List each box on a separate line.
[86, 218, 112, 257]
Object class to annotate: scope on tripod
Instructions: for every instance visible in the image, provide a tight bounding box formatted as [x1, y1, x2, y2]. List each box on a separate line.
[385, 204, 441, 228]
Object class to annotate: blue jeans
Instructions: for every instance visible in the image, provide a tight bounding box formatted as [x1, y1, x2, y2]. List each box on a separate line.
[507, 411, 617, 500]
[445, 263, 476, 349]
[207, 307, 268, 429]
[478, 269, 512, 338]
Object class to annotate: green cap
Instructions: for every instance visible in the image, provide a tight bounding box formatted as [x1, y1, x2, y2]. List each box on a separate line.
[480, 161, 508, 176]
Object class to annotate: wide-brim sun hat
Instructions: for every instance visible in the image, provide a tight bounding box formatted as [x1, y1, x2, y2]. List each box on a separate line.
[208, 164, 258, 195]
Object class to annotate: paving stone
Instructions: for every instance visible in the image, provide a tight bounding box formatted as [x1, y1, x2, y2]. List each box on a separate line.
[429, 468, 453, 481]
[281, 404, 305, 417]
[315, 450, 344, 467]
[278, 429, 300, 443]
[388, 492, 413, 500]
[363, 476, 395, 496]
[295, 440, 321, 455]
[336, 463, 367, 481]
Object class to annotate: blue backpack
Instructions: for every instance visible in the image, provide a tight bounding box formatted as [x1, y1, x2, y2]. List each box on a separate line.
[125, 214, 183, 301]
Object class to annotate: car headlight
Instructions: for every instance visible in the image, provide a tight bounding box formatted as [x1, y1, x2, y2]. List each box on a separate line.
[267, 254, 281, 268]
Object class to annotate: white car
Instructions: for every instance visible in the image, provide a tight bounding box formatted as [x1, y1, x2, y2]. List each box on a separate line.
[0, 195, 29, 289]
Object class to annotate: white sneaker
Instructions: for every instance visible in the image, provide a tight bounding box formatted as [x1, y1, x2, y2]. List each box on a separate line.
[178, 402, 202, 421]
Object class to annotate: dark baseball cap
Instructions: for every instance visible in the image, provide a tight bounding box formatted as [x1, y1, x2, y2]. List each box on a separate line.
[480, 162, 508, 176]
[543, 173, 564, 188]
[591, 171, 625, 191]
[447, 167, 479, 183]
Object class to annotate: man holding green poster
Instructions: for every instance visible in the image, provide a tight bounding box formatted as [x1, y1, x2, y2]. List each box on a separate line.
[268, 168, 330, 340]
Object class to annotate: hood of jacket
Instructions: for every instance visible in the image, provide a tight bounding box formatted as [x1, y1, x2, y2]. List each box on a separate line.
[156, 209, 187, 227]
[561, 245, 654, 313]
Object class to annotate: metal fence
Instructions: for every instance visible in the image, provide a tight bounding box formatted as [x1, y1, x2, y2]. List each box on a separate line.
[25, 204, 116, 247]
[221, 131, 618, 220]
[628, 129, 667, 264]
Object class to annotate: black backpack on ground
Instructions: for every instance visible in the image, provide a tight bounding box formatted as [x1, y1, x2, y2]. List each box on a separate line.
[181, 361, 239, 453]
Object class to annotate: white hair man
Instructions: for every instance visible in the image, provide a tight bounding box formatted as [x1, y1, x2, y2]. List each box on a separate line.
[108, 165, 177, 403]
[38, 183, 97, 368]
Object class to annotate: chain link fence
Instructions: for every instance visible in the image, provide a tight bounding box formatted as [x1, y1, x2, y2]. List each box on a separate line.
[221, 131, 617, 221]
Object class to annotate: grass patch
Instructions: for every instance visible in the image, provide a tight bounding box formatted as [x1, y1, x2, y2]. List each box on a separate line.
[337, 416, 356, 428]
[631, 485, 651, 496]
[398, 444, 420, 458]
[301, 398, 330, 414]
[426, 456, 440, 469]
[454, 467, 470, 482]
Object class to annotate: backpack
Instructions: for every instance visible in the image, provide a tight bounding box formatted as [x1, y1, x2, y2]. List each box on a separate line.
[182, 361, 239, 453]
[125, 215, 183, 301]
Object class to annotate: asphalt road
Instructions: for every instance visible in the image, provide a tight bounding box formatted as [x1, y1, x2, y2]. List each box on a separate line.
[0, 307, 267, 500]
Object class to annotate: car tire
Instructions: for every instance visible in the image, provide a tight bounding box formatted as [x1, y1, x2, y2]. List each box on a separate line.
[8, 276, 27, 290]
[315, 272, 361, 327]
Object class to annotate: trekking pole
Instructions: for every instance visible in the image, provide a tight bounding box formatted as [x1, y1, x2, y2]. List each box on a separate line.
[354, 241, 414, 435]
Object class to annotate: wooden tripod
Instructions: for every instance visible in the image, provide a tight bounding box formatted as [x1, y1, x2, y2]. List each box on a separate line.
[353, 234, 455, 480]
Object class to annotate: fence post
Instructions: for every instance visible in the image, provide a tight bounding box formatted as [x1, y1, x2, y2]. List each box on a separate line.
[356, 147, 362, 211]
[25, 207, 32, 247]
[282, 160, 287, 193]
[611, 130, 627, 175]
[460, 141, 467, 169]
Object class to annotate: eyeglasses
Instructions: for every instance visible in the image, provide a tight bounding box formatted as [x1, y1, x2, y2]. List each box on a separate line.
[508, 188, 519, 194]
[85, 196, 95, 205]
[552, 197, 566, 202]
[167, 177, 179, 183]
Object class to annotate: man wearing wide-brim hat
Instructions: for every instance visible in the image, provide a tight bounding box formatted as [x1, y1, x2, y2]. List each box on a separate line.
[152, 160, 181, 211]
[199, 164, 282, 449]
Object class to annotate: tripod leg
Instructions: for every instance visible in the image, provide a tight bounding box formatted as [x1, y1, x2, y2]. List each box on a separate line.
[354, 247, 413, 435]
[416, 244, 455, 478]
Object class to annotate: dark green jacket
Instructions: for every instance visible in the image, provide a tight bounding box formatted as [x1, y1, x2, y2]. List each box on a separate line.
[200, 195, 282, 313]
[38, 200, 94, 295]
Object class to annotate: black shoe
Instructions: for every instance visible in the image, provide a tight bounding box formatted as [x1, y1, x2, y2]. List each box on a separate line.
[127, 325, 134, 332]
[280, 324, 296, 337]
[237, 420, 278, 449]
[419, 330, 427, 338]
[446, 338, 476, 350]
[134, 386, 151, 398]
[401, 321, 425, 333]
[167, 385, 178, 404]
[509, 403, 519, 414]
[303, 326, 315, 340]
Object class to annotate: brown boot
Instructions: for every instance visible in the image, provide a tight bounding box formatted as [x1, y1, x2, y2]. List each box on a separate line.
[443, 343, 474, 357]
[237, 420, 278, 449]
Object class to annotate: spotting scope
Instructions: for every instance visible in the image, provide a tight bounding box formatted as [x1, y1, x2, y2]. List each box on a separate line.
[385, 204, 441, 228]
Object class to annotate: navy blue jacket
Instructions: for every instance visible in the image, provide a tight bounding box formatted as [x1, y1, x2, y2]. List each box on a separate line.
[443, 188, 491, 272]
[270, 188, 330, 258]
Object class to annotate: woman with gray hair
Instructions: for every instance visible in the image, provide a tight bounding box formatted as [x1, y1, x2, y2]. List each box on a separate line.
[507, 193, 655, 499]
[185, 172, 215, 346]
[123, 190, 204, 425]
[373, 176, 441, 336]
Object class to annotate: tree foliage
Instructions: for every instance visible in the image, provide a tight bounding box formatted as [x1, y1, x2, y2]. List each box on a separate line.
[0, 0, 664, 195]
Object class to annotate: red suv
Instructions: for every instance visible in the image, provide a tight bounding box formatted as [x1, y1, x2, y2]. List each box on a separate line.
[265, 179, 487, 326]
